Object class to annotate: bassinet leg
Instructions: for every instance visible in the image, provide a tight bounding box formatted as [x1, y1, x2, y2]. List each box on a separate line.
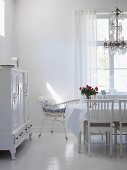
[51, 116, 57, 133]
[38, 115, 47, 137]
[63, 116, 68, 140]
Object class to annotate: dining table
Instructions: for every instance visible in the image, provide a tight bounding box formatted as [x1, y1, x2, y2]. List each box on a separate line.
[65, 100, 120, 152]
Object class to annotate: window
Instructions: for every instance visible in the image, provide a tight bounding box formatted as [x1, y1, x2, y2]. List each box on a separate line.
[97, 15, 127, 93]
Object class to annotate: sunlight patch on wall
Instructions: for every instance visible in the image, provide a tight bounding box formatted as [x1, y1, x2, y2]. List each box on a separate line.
[0, 0, 5, 37]
[47, 82, 63, 103]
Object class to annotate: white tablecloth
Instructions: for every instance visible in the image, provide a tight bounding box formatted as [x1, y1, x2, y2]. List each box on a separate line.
[65, 103, 119, 136]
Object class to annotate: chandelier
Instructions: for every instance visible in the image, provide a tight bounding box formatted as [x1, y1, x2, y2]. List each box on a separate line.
[104, 3, 127, 55]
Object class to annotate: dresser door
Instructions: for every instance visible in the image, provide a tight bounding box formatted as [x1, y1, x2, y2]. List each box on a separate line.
[12, 71, 19, 129]
[23, 72, 29, 122]
[18, 72, 25, 125]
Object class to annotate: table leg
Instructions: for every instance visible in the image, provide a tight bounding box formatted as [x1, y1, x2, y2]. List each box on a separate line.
[78, 131, 81, 153]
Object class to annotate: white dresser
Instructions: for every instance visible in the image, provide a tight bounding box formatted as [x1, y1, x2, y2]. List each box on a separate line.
[0, 68, 32, 159]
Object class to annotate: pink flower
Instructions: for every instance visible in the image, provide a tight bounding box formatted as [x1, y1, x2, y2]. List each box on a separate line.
[79, 84, 98, 96]
[79, 87, 82, 90]
[95, 86, 98, 91]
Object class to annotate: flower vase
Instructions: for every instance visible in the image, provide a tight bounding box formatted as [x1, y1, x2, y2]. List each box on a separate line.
[91, 94, 96, 100]
[86, 95, 90, 99]
[83, 95, 90, 103]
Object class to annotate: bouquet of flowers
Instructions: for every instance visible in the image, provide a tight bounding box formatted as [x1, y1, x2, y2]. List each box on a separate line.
[79, 85, 98, 98]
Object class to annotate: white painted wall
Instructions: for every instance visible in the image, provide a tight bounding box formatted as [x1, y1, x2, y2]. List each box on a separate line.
[0, 0, 14, 64]
[14, 0, 127, 131]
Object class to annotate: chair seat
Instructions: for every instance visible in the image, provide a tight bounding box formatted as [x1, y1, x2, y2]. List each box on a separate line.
[85, 121, 111, 127]
[90, 122, 110, 127]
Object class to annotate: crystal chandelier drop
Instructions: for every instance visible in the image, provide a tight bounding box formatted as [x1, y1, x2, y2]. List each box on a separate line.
[104, 2, 127, 55]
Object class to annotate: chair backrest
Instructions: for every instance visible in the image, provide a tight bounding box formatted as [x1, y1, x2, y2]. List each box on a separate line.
[119, 100, 127, 124]
[87, 99, 114, 124]
[97, 94, 127, 102]
[38, 96, 56, 112]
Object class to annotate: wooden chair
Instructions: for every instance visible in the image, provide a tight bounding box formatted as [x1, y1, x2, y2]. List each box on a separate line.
[115, 100, 127, 157]
[84, 99, 114, 156]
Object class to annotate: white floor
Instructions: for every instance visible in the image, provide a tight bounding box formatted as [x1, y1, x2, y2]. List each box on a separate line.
[0, 133, 127, 170]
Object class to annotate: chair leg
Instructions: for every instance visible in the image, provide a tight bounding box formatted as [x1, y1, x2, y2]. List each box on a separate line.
[101, 134, 104, 141]
[83, 121, 86, 145]
[105, 132, 108, 153]
[125, 134, 127, 141]
[110, 131, 112, 157]
[88, 130, 91, 157]
[106, 132, 108, 144]
[120, 131, 122, 158]
[86, 126, 88, 151]
[38, 115, 47, 137]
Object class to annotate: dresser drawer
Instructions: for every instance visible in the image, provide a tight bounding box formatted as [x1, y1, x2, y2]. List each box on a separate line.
[14, 126, 27, 144]
[14, 133, 20, 144]
[26, 123, 32, 132]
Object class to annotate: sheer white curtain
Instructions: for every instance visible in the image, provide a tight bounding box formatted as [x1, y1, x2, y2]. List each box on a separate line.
[74, 10, 97, 98]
